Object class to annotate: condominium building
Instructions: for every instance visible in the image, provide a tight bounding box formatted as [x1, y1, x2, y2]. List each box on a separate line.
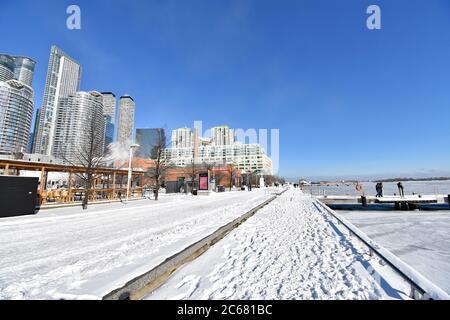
[0, 54, 36, 86]
[164, 143, 273, 175]
[171, 127, 194, 148]
[0, 55, 15, 82]
[33, 46, 81, 155]
[210, 125, 234, 145]
[116, 95, 135, 144]
[0, 80, 34, 154]
[165, 125, 273, 174]
[13, 56, 36, 87]
[52, 91, 105, 164]
[101, 92, 116, 125]
[135, 128, 166, 159]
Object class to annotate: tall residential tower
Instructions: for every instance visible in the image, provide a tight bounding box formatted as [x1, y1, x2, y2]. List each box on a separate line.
[33, 46, 81, 155]
[52, 91, 105, 164]
[0, 54, 36, 155]
[116, 95, 135, 144]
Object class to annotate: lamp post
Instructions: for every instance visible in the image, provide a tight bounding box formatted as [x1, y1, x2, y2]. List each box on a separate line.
[126, 143, 140, 203]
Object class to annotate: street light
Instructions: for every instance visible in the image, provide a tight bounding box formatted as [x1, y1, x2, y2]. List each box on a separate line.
[126, 143, 140, 203]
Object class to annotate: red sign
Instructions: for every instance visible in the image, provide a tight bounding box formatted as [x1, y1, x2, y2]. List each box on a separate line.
[199, 173, 208, 190]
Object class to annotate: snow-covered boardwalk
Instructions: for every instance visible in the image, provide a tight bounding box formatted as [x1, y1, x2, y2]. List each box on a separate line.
[148, 189, 405, 300]
[0, 189, 277, 299]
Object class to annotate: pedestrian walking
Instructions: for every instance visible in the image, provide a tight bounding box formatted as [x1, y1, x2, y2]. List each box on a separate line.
[378, 182, 383, 197]
[375, 183, 381, 197]
[397, 182, 404, 198]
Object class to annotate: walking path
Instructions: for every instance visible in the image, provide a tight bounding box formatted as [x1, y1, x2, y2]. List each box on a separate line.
[147, 189, 408, 300]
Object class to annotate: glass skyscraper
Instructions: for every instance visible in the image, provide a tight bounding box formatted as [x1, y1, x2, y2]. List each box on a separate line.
[135, 128, 166, 159]
[104, 114, 114, 154]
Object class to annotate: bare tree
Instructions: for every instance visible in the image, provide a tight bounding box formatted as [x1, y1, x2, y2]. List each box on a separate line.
[145, 129, 173, 200]
[227, 164, 238, 191]
[188, 157, 198, 194]
[63, 114, 106, 210]
[211, 168, 224, 191]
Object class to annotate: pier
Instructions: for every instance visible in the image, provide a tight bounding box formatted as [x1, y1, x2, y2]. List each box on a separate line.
[317, 194, 450, 210]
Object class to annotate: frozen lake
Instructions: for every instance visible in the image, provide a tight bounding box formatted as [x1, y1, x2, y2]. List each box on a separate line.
[339, 209, 450, 294]
[304, 180, 450, 197]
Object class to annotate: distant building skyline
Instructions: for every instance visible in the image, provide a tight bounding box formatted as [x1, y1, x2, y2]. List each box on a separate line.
[3, 1, 450, 177]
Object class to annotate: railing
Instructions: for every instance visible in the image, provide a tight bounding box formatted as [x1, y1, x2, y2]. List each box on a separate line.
[314, 199, 450, 300]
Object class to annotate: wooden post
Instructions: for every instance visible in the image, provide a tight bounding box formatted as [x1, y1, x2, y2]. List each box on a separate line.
[93, 174, 97, 201]
[112, 172, 116, 199]
[39, 167, 46, 191]
[39, 167, 46, 205]
[68, 171, 73, 202]
[361, 196, 368, 207]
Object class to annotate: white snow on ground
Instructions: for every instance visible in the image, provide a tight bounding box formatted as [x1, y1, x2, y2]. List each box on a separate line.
[0, 189, 278, 300]
[147, 189, 410, 300]
[339, 209, 450, 294]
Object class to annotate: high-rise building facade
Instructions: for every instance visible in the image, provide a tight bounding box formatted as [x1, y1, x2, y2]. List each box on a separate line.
[52, 91, 105, 164]
[135, 128, 166, 159]
[104, 115, 114, 153]
[164, 143, 273, 175]
[0, 54, 36, 86]
[12, 57, 36, 87]
[165, 125, 273, 174]
[0, 80, 34, 154]
[0, 55, 15, 82]
[210, 125, 234, 146]
[29, 108, 41, 153]
[101, 92, 116, 125]
[171, 127, 194, 148]
[116, 95, 135, 144]
[33, 46, 81, 155]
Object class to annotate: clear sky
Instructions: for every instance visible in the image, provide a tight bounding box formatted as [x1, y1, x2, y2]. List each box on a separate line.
[1, 0, 450, 179]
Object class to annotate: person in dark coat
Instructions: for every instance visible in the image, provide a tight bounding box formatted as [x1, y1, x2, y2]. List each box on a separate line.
[375, 183, 381, 197]
[378, 182, 383, 197]
[397, 182, 404, 197]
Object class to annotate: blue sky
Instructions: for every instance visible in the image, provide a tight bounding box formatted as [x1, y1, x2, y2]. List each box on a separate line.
[1, 0, 450, 179]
